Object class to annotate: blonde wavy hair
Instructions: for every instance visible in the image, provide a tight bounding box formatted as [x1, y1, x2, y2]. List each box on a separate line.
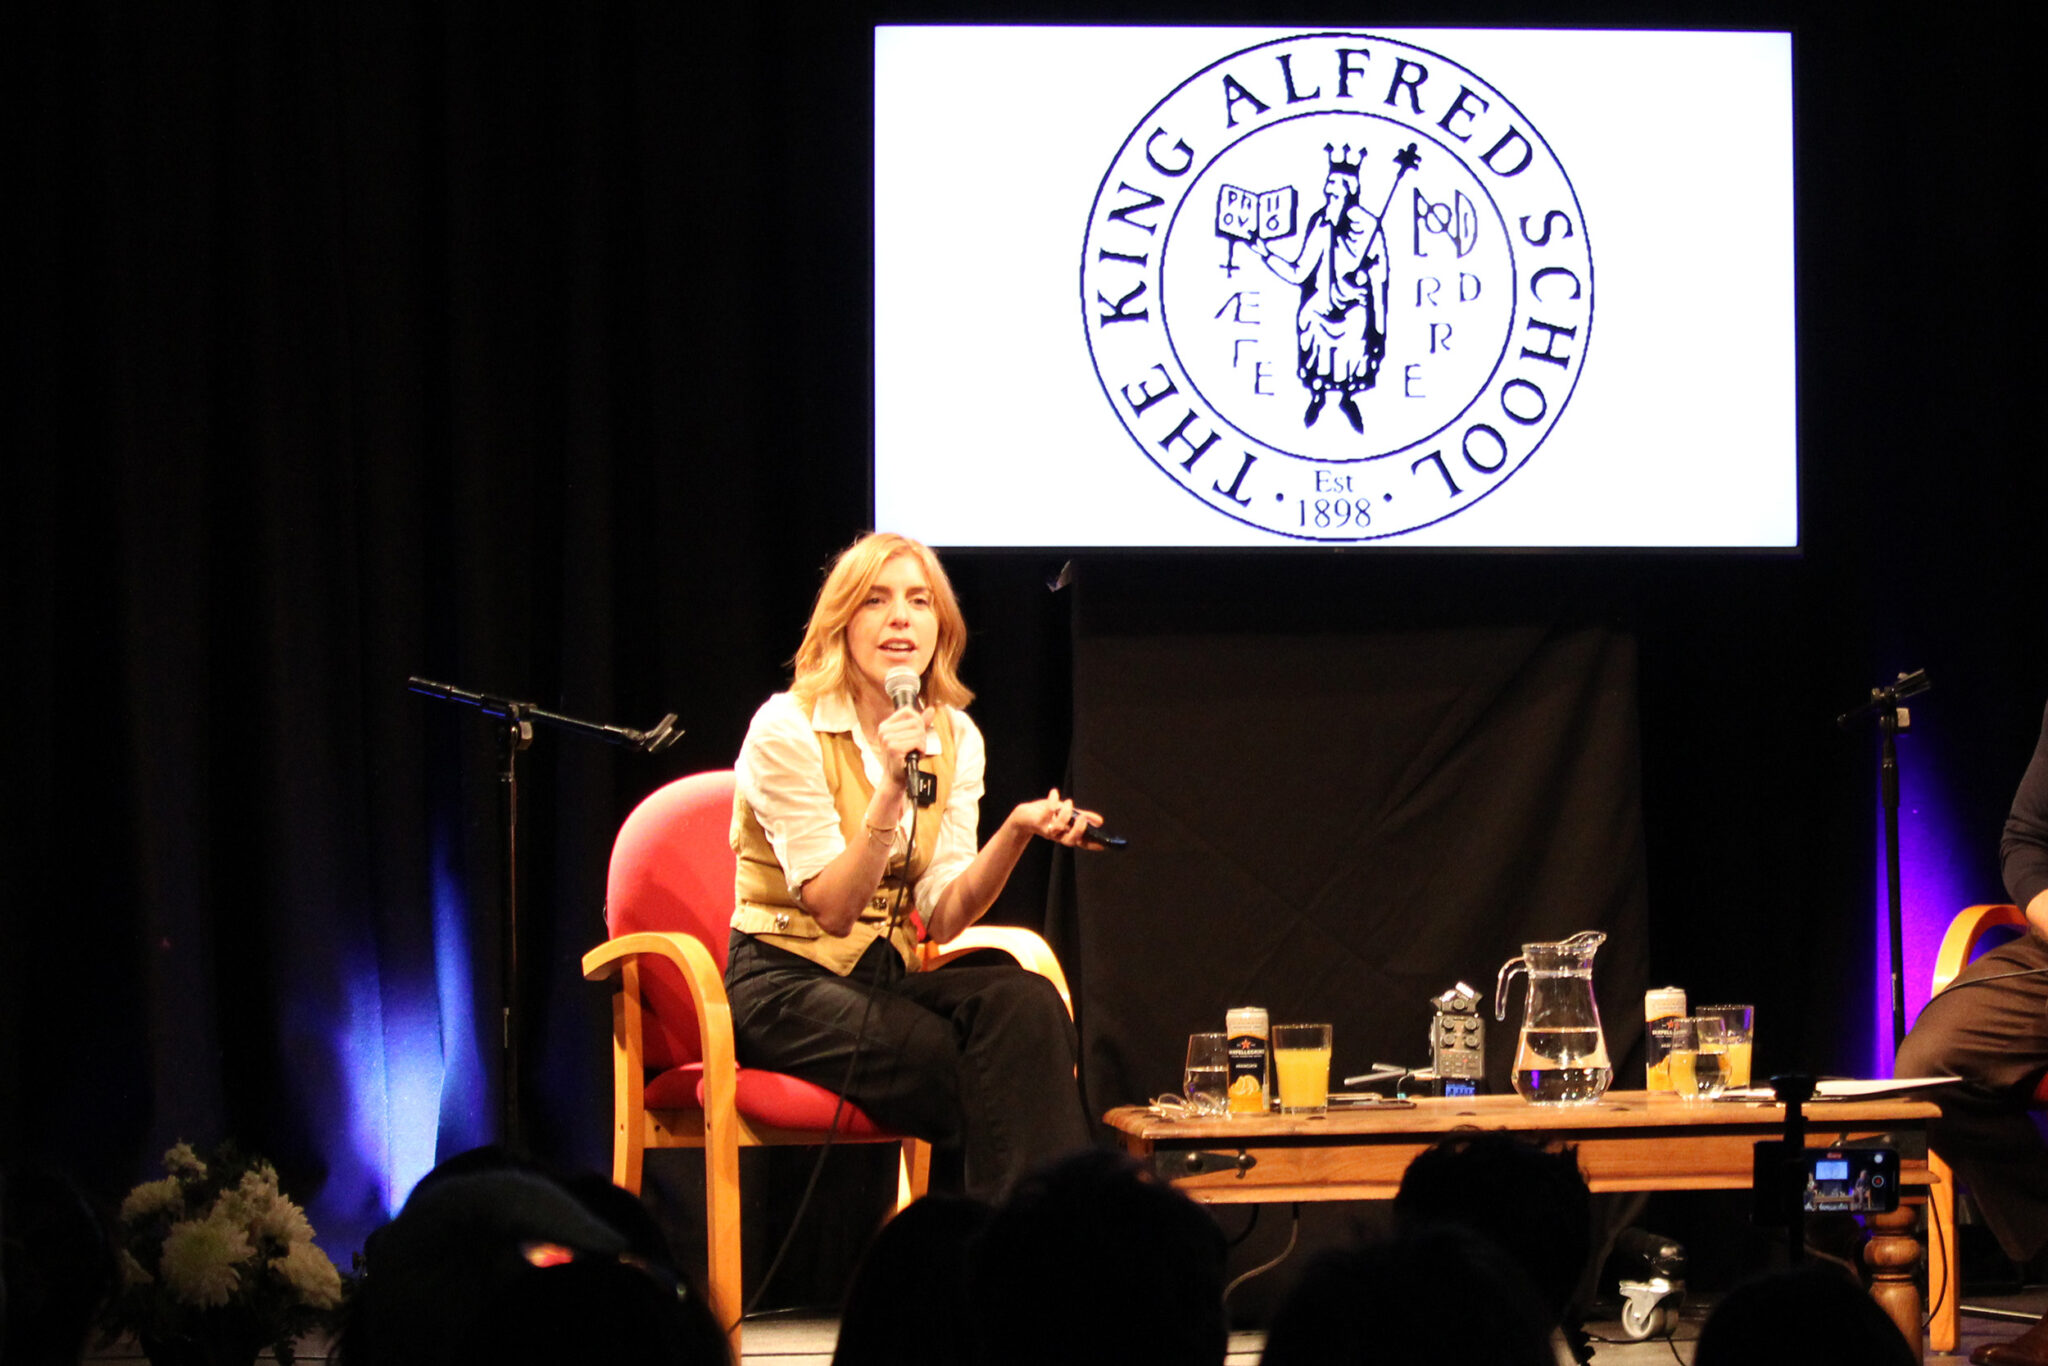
[790, 532, 974, 710]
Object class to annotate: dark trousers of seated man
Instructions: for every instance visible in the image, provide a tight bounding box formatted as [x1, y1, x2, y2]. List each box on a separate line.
[724, 931, 1091, 1201]
[1897, 930, 2048, 1267]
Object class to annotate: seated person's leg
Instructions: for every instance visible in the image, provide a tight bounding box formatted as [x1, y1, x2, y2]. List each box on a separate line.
[1897, 933, 2048, 1266]
[896, 958, 1090, 1199]
[725, 934, 967, 1146]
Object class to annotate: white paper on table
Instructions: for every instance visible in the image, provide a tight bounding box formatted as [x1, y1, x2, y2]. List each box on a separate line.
[1715, 1077, 1963, 1102]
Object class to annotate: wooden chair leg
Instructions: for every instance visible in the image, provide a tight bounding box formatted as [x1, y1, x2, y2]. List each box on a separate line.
[703, 1125, 744, 1357]
[611, 990, 646, 1196]
[898, 1138, 932, 1211]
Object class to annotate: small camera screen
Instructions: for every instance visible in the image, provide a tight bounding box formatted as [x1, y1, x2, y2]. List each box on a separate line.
[1805, 1150, 1893, 1213]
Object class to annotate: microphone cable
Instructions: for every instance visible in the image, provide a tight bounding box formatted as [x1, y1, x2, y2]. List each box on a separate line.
[1936, 963, 2048, 989]
[736, 765, 924, 1331]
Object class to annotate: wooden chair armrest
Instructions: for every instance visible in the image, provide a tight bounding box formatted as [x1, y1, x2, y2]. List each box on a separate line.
[1932, 904, 2026, 997]
[581, 931, 737, 1086]
[584, 929, 724, 993]
[924, 925, 1072, 1016]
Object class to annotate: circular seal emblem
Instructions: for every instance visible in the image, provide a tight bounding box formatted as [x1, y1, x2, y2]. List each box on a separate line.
[1081, 33, 1594, 541]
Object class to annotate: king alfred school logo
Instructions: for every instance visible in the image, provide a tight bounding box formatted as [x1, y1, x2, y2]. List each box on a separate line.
[1082, 34, 1594, 541]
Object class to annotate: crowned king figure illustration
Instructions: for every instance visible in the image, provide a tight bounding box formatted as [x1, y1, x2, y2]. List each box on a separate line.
[1218, 140, 1422, 433]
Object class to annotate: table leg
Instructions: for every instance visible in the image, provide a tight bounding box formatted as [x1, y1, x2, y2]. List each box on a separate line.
[1866, 1204, 1924, 1364]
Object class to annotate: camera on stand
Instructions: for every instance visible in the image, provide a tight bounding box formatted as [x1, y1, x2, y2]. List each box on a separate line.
[1753, 1144, 1899, 1219]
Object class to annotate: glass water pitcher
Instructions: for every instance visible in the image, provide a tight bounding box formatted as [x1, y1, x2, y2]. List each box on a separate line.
[1494, 930, 1614, 1105]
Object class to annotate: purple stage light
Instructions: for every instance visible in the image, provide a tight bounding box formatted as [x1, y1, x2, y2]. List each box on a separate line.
[1871, 725, 1969, 1078]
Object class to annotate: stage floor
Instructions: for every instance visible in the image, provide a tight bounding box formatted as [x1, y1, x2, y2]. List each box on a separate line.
[722, 1291, 2048, 1365]
[80, 1286, 2048, 1362]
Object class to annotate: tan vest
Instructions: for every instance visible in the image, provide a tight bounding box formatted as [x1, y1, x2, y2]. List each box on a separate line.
[730, 700, 958, 975]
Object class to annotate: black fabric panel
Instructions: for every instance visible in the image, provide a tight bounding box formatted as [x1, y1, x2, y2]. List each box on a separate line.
[1064, 563, 1648, 1117]
[3, 1, 888, 1256]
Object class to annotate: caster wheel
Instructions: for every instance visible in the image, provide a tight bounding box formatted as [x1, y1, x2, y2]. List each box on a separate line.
[1621, 1297, 1678, 1339]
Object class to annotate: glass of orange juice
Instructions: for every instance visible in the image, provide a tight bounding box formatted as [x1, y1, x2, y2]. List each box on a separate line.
[1272, 1024, 1333, 1114]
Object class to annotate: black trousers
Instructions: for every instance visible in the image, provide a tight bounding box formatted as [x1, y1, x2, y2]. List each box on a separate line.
[1896, 931, 2048, 1261]
[723, 931, 1092, 1200]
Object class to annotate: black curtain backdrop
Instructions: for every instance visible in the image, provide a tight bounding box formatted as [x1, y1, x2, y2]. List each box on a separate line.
[1062, 559, 1650, 1116]
[8, 0, 2047, 1311]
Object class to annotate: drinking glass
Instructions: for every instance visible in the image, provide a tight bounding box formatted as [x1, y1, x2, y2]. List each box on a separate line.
[1698, 1005, 1754, 1089]
[1679, 1016, 1729, 1102]
[1183, 1033, 1230, 1116]
[1271, 1023, 1333, 1114]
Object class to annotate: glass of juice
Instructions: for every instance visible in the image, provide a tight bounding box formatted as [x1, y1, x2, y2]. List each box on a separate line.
[1656, 1017, 1703, 1100]
[1698, 1005, 1754, 1089]
[1272, 1023, 1333, 1114]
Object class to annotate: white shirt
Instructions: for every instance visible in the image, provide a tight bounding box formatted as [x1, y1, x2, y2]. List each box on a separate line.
[734, 690, 985, 929]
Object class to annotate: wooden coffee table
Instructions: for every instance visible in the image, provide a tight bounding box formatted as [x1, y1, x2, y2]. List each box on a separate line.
[1105, 1090, 1953, 1358]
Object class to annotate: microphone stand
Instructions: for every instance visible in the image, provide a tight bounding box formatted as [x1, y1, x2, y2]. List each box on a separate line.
[1837, 669, 1930, 1059]
[407, 675, 682, 1149]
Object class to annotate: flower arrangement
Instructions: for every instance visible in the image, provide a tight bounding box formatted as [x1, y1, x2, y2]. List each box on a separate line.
[103, 1142, 348, 1366]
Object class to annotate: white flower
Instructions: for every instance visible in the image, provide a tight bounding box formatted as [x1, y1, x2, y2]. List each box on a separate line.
[164, 1142, 207, 1179]
[211, 1167, 314, 1247]
[158, 1213, 253, 1308]
[270, 1240, 344, 1310]
[267, 1200, 316, 1246]
[120, 1177, 186, 1223]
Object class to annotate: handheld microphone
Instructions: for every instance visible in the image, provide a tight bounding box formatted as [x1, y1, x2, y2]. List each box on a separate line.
[883, 666, 937, 806]
[884, 666, 921, 714]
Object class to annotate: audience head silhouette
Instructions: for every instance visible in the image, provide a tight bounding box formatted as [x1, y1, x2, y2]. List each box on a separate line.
[832, 1193, 991, 1366]
[1259, 1222, 1554, 1366]
[968, 1148, 1227, 1366]
[336, 1148, 727, 1366]
[1392, 1130, 1591, 1328]
[1694, 1260, 1914, 1366]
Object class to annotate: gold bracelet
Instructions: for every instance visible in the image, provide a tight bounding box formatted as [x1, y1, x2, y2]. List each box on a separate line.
[864, 821, 898, 849]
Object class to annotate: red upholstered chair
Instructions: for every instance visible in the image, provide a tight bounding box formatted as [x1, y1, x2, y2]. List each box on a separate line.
[1922, 903, 2044, 1353]
[581, 770, 1072, 1351]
